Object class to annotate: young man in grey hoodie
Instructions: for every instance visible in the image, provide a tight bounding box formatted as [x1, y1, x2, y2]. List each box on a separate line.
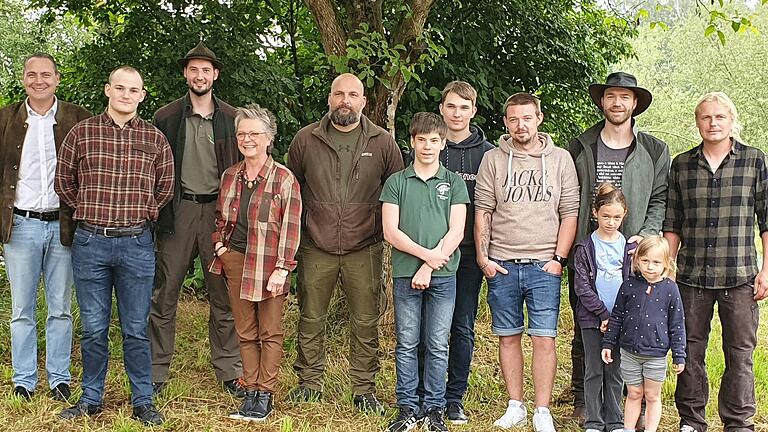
[474, 92, 579, 432]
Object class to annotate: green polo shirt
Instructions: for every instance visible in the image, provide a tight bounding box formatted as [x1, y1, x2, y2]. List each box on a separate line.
[380, 164, 470, 278]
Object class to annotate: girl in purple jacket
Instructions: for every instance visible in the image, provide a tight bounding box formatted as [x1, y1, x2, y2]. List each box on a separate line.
[601, 236, 686, 432]
[573, 182, 634, 432]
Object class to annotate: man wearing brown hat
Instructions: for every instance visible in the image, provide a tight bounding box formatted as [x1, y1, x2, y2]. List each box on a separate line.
[565, 72, 670, 427]
[149, 41, 243, 395]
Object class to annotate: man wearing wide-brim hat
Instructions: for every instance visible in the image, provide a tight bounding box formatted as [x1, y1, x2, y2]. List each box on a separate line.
[149, 41, 244, 397]
[564, 71, 671, 429]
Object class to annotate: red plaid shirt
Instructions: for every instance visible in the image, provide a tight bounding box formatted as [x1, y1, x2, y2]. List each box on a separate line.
[210, 157, 302, 301]
[55, 112, 174, 227]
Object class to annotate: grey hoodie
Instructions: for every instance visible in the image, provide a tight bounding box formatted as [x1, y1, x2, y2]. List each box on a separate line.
[474, 132, 580, 261]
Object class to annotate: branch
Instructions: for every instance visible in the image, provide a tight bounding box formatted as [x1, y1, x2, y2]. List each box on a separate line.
[392, 0, 437, 46]
[304, 0, 348, 56]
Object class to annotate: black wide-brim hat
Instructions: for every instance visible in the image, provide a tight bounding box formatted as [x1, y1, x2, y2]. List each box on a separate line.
[588, 72, 653, 117]
[178, 41, 223, 70]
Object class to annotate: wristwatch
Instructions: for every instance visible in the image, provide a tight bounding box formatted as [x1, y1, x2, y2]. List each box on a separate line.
[552, 255, 568, 266]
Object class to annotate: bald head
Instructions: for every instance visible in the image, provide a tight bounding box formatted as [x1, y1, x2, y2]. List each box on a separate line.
[328, 73, 366, 130]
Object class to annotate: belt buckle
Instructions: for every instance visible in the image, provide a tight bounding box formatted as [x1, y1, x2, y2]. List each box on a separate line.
[102, 227, 116, 238]
[192, 195, 201, 204]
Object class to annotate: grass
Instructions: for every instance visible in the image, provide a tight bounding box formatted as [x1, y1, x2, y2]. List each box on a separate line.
[0, 269, 766, 431]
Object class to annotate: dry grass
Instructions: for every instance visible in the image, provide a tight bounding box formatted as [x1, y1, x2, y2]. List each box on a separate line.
[0, 278, 766, 431]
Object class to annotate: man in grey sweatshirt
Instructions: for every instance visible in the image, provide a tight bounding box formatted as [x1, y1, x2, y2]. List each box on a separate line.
[474, 93, 579, 432]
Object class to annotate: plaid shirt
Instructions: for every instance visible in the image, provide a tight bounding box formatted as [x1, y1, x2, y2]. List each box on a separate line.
[210, 157, 302, 301]
[55, 112, 174, 227]
[663, 139, 768, 289]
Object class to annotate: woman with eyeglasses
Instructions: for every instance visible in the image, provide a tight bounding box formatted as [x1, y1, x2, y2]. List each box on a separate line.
[209, 103, 301, 422]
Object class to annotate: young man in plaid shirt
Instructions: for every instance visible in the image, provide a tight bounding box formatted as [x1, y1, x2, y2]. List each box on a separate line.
[663, 92, 768, 432]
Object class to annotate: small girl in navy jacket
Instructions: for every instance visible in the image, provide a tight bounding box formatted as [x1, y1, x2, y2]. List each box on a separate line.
[601, 236, 686, 432]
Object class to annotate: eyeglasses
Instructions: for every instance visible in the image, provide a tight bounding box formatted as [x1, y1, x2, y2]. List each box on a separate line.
[236, 131, 268, 141]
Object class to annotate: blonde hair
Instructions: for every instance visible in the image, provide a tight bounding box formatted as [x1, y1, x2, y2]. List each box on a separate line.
[632, 235, 676, 279]
[694, 91, 742, 140]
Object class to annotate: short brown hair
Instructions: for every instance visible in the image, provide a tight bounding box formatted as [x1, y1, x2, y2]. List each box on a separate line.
[441, 81, 477, 106]
[503, 92, 541, 116]
[108, 65, 144, 86]
[409, 112, 447, 140]
[23, 53, 59, 75]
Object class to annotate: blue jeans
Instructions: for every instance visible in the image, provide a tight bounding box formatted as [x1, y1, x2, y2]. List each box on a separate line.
[394, 275, 455, 411]
[4, 214, 73, 390]
[72, 227, 155, 407]
[486, 260, 561, 337]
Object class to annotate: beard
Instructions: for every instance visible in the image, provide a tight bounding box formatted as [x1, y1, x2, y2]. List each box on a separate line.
[189, 82, 213, 97]
[604, 108, 632, 126]
[329, 106, 361, 126]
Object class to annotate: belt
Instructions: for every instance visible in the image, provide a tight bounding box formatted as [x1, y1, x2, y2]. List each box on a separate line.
[13, 207, 59, 221]
[509, 258, 537, 264]
[78, 221, 148, 238]
[181, 193, 218, 204]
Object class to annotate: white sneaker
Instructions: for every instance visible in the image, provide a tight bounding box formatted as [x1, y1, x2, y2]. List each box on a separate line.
[532, 407, 556, 432]
[493, 400, 527, 429]
[680, 426, 698, 432]
[608, 429, 624, 432]
[585, 429, 602, 432]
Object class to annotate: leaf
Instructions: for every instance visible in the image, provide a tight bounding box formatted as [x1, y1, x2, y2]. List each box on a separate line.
[716, 30, 726, 46]
[704, 24, 716, 37]
[731, 21, 740, 33]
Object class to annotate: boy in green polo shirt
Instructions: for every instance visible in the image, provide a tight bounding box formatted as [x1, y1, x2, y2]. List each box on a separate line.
[381, 112, 469, 432]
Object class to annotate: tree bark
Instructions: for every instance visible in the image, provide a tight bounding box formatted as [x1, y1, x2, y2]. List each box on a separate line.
[303, 0, 347, 56]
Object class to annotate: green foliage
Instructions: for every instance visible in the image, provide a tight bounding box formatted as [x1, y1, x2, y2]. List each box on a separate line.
[397, 0, 637, 146]
[621, 6, 768, 155]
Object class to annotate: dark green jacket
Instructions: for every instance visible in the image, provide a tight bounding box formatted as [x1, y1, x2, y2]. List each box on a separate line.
[568, 120, 670, 250]
[0, 100, 91, 246]
[153, 93, 239, 234]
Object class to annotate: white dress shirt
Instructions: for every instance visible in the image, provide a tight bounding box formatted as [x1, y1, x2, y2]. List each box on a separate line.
[16, 97, 59, 211]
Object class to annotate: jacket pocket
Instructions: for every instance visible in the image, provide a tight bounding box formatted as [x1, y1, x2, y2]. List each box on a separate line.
[340, 202, 380, 252]
[655, 322, 670, 350]
[304, 201, 341, 252]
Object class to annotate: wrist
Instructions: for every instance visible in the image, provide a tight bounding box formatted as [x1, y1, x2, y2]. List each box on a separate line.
[552, 254, 568, 266]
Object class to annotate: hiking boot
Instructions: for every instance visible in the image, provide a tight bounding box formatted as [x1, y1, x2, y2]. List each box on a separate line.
[50, 383, 71, 402]
[423, 407, 449, 432]
[152, 381, 166, 396]
[388, 406, 419, 432]
[287, 385, 322, 402]
[223, 378, 246, 398]
[353, 392, 386, 415]
[229, 390, 258, 420]
[12, 386, 32, 401]
[680, 425, 699, 432]
[445, 401, 468, 424]
[494, 399, 527, 429]
[532, 407, 556, 432]
[253, 391, 274, 421]
[132, 404, 164, 426]
[59, 400, 103, 419]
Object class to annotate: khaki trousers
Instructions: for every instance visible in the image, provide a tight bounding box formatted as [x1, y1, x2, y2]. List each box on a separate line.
[293, 240, 384, 395]
[149, 199, 242, 383]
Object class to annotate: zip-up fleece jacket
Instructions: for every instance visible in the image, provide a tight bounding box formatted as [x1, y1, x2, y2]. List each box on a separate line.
[287, 114, 404, 255]
[474, 132, 579, 261]
[0, 100, 91, 246]
[568, 120, 670, 254]
[602, 275, 686, 364]
[440, 124, 495, 255]
[572, 235, 637, 329]
[153, 93, 240, 234]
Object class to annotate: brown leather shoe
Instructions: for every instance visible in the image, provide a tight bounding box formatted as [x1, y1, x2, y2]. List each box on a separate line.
[566, 406, 586, 427]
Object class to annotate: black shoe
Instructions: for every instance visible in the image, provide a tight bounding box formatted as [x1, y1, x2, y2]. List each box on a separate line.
[50, 383, 71, 402]
[152, 381, 166, 396]
[445, 402, 468, 425]
[252, 391, 273, 421]
[12, 386, 32, 401]
[423, 407, 449, 432]
[229, 390, 258, 420]
[287, 385, 322, 402]
[132, 404, 164, 426]
[353, 392, 386, 415]
[59, 401, 103, 419]
[223, 378, 246, 398]
[388, 406, 419, 432]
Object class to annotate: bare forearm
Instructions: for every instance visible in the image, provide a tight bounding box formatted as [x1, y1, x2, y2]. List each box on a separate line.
[384, 228, 430, 260]
[474, 209, 492, 262]
[663, 231, 681, 261]
[555, 216, 577, 257]
[761, 232, 768, 272]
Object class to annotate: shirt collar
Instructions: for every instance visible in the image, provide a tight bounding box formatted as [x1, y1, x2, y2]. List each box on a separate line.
[692, 137, 740, 158]
[184, 93, 215, 120]
[24, 96, 58, 118]
[403, 163, 447, 180]
[101, 111, 141, 128]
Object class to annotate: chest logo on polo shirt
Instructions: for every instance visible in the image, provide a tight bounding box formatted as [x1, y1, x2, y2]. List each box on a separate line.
[436, 182, 450, 200]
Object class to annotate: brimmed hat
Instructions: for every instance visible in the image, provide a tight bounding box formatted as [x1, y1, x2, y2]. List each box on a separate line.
[588, 72, 652, 117]
[178, 41, 222, 70]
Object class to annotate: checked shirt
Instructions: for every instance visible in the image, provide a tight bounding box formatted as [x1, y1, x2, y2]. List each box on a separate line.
[210, 157, 301, 301]
[663, 139, 768, 289]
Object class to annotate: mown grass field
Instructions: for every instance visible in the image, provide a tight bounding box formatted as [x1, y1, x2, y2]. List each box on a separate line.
[0, 269, 765, 431]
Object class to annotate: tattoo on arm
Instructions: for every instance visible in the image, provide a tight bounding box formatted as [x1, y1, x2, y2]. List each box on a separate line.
[478, 211, 491, 261]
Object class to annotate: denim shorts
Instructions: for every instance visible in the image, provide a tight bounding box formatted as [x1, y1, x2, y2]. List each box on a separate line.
[486, 259, 562, 337]
[619, 348, 668, 385]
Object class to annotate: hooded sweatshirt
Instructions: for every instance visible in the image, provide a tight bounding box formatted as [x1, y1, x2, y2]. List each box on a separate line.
[440, 124, 495, 254]
[474, 132, 580, 261]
